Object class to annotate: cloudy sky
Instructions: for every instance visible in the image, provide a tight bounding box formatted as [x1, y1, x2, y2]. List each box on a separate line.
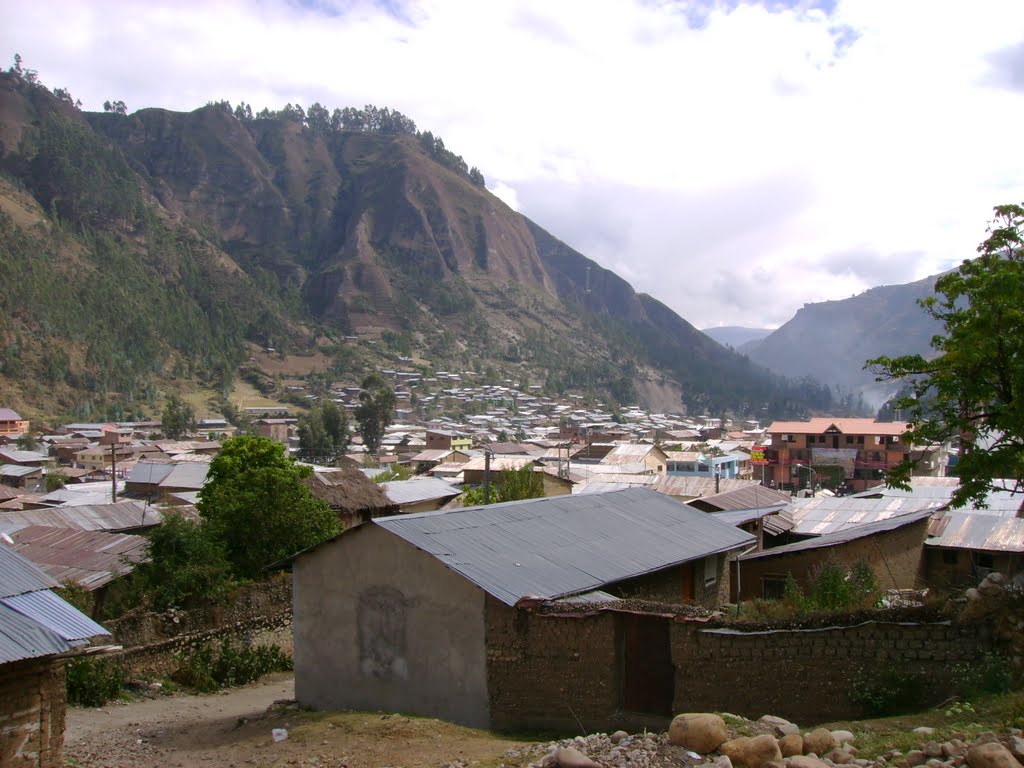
[8, 0, 1024, 328]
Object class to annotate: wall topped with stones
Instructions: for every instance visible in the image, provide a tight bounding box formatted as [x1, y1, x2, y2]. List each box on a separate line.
[671, 619, 990, 722]
[102, 573, 293, 678]
[486, 598, 997, 731]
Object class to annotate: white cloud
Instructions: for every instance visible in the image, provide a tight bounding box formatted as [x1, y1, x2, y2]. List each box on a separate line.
[7, 0, 1024, 328]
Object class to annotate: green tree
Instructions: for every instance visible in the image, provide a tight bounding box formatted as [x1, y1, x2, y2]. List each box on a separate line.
[297, 400, 349, 463]
[162, 395, 195, 439]
[462, 466, 544, 506]
[197, 436, 339, 578]
[868, 204, 1024, 507]
[354, 373, 396, 456]
[128, 511, 233, 610]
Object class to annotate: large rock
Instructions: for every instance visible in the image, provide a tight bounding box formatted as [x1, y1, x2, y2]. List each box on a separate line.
[761, 716, 800, 736]
[788, 756, 832, 768]
[720, 734, 783, 768]
[668, 713, 729, 753]
[803, 729, 838, 756]
[554, 746, 601, 768]
[967, 743, 1024, 768]
[831, 730, 856, 745]
[779, 734, 804, 757]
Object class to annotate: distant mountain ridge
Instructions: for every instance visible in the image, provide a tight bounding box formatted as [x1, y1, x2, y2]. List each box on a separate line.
[701, 326, 773, 349]
[743, 274, 945, 407]
[0, 70, 835, 420]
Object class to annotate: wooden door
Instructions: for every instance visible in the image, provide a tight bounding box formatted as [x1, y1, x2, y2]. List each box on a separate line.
[620, 614, 674, 715]
[680, 563, 695, 602]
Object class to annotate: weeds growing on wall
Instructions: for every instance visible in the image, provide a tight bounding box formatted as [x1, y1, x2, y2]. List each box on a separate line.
[173, 639, 292, 693]
[952, 652, 1018, 699]
[66, 657, 126, 707]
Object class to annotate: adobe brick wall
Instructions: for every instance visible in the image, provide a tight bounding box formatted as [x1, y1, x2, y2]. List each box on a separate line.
[734, 518, 928, 601]
[670, 618, 990, 722]
[485, 601, 993, 731]
[0, 657, 65, 768]
[607, 554, 730, 609]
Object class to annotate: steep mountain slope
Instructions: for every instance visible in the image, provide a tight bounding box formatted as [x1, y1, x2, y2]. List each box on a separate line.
[744, 274, 945, 407]
[0, 71, 832, 420]
[702, 326, 773, 349]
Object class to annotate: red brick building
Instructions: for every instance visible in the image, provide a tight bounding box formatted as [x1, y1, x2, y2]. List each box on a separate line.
[764, 418, 910, 493]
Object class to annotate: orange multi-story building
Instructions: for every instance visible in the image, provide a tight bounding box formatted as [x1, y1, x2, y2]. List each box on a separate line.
[763, 418, 911, 493]
[0, 408, 29, 436]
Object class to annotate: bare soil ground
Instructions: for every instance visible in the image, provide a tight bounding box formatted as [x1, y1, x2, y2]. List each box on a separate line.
[65, 673, 532, 768]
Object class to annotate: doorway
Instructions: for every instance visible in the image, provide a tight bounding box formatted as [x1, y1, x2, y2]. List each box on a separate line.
[619, 614, 674, 715]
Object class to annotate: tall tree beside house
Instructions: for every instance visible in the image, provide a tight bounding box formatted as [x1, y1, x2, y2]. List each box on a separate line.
[297, 400, 350, 463]
[354, 373, 396, 457]
[868, 203, 1024, 508]
[197, 435, 339, 578]
[462, 466, 544, 506]
[162, 395, 195, 439]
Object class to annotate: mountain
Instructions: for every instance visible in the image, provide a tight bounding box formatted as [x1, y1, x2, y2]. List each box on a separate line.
[701, 326, 773, 350]
[744, 274, 945, 408]
[0, 71, 833, 422]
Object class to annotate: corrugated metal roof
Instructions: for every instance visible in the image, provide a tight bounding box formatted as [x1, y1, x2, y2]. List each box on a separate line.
[741, 509, 934, 561]
[3, 590, 109, 641]
[10, 526, 148, 589]
[125, 461, 175, 486]
[927, 512, 1024, 553]
[694, 485, 791, 511]
[0, 501, 160, 533]
[159, 462, 209, 489]
[0, 542, 59, 597]
[374, 488, 755, 606]
[381, 478, 461, 506]
[711, 505, 789, 527]
[0, 601, 71, 663]
[853, 480, 1023, 517]
[789, 496, 944, 536]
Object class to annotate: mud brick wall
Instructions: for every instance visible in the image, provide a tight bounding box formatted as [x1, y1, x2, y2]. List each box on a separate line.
[0, 658, 65, 768]
[670, 619, 992, 722]
[485, 598, 626, 733]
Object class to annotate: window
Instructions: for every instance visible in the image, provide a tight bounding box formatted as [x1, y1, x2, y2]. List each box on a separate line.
[942, 550, 958, 565]
[762, 575, 787, 600]
[846, 436, 854, 444]
[704, 556, 718, 587]
[857, 436, 865, 444]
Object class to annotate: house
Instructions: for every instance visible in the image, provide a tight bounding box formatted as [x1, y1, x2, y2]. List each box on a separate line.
[380, 477, 461, 513]
[924, 511, 1024, 590]
[1, 464, 44, 489]
[0, 544, 112, 768]
[460, 456, 536, 486]
[292, 488, 755, 727]
[301, 465, 397, 529]
[425, 429, 472, 453]
[763, 418, 914, 493]
[254, 418, 296, 445]
[665, 451, 748, 481]
[733, 509, 933, 601]
[600, 444, 668, 474]
[0, 407, 30, 436]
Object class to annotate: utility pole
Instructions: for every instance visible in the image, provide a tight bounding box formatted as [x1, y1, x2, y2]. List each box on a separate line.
[483, 448, 492, 505]
[110, 441, 117, 503]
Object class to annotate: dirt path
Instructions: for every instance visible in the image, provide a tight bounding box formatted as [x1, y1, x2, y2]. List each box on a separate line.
[65, 673, 533, 768]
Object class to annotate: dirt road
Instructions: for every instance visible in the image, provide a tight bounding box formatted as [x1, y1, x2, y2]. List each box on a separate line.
[65, 673, 532, 768]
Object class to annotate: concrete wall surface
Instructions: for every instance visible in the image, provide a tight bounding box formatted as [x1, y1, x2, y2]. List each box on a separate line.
[293, 524, 490, 727]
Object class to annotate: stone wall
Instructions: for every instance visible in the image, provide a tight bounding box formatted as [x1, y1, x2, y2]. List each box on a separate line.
[103, 573, 293, 678]
[485, 603, 994, 732]
[0, 657, 65, 768]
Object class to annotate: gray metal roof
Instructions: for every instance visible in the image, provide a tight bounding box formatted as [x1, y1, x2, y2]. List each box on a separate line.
[852, 478, 1024, 516]
[741, 509, 934, 561]
[381, 478, 461, 506]
[125, 461, 175, 486]
[0, 542, 58, 597]
[0, 501, 160, 533]
[159, 462, 209, 489]
[710, 505, 789, 527]
[0, 545, 110, 664]
[374, 488, 755, 606]
[927, 512, 1024, 553]
[789, 496, 944, 536]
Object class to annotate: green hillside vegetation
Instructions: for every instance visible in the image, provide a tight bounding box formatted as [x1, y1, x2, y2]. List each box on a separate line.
[0, 58, 840, 422]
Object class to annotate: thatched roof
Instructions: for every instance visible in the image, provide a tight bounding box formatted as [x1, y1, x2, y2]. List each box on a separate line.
[302, 465, 396, 518]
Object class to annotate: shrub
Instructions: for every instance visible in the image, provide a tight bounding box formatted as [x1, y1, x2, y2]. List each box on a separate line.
[66, 657, 126, 707]
[173, 639, 292, 693]
[850, 666, 924, 717]
[952, 652, 1018, 698]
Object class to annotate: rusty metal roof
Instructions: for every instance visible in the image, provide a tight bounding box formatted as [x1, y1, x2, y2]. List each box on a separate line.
[741, 509, 934, 561]
[373, 488, 755, 606]
[927, 512, 1024, 553]
[692, 485, 791, 512]
[9, 526, 148, 590]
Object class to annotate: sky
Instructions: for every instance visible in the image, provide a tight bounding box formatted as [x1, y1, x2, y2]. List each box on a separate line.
[7, 0, 1024, 329]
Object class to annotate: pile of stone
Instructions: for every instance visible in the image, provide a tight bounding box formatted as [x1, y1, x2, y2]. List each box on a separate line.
[958, 572, 1024, 669]
[519, 713, 1024, 768]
